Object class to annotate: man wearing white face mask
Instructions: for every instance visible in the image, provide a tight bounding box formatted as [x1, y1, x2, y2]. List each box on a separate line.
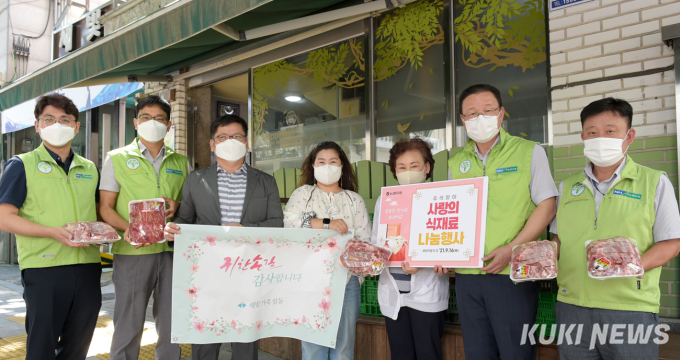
[448, 84, 558, 359]
[0, 94, 102, 359]
[550, 98, 680, 359]
[99, 95, 190, 360]
[164, 114, 283, 360]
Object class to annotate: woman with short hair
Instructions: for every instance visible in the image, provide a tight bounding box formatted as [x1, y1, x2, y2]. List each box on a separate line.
[371, 137, 450, 360]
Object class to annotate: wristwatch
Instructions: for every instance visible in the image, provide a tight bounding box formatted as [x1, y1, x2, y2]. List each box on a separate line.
[323, 218, 331, 229]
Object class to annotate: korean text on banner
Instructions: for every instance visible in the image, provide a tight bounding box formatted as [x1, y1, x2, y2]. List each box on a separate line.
[377, 177, 488, 268]
[171, 225, 352, 347]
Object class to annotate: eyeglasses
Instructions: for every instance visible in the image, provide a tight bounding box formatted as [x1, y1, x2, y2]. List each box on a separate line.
[39, 116, 75, 126]
[463, 107, 501, 121]
[213, 134, 247, 143]
[138, 115, 169, 122]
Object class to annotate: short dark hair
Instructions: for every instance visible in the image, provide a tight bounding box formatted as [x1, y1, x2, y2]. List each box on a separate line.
[210, 114, 248, 138]
[580, 97, 633, 129]
[388, 137, 435, 180]
[34, 94, 79, 119]
[458, 84, 503, 114]
[136, 95, 171, 119]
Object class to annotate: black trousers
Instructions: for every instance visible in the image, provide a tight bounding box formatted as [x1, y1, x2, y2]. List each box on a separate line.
[384, 307, 445, 360]
[455, 273, 539, 360]
[22, 263, 102, 360]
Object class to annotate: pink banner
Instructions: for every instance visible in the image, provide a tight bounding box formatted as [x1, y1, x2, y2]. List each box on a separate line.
[377, 177, 488, 267]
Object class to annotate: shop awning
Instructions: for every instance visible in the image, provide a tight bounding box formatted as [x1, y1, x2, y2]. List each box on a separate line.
[0, 0, 358, 111]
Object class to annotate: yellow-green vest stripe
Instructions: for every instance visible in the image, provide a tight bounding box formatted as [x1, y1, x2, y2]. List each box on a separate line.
[448, 129, 537, 275]
[556, 156, 662, 313]
[109, 138, 187, 255]
[16, 144, 101, 269]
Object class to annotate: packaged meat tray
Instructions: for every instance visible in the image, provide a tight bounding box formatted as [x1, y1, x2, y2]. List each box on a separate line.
[585, 237, 644, 280]
[338, 239, 392, 277]
[510, 240, 558, 282]
[128, 198, 166, 246]
[63, 221, 121, 244]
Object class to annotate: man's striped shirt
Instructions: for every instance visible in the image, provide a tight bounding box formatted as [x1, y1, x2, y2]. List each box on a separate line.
[217, 163, 247, 224]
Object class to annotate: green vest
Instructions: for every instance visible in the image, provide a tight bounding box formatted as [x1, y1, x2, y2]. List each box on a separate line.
[556, 156, 662, 313]
[16, 144, 101, 269]
[448, 129, 537, 275]
[109, 138, 188, 255]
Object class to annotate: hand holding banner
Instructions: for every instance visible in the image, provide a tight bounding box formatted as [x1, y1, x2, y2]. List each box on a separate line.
[172, 225, 352, 347]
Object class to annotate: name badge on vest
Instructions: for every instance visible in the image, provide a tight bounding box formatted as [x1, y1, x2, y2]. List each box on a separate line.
[167, 169, 183, 175]
[613, 189, 641, 200]
[496, 166, 517, 174]
[76, 174, 93, 179]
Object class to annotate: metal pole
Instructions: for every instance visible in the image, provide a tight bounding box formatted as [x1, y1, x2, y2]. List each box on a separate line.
[365, 17, 375, 162]
[85, 109, 92, 160]
[118, 96, 127, 147]
[674, 44, 680, 178]
[444, 0, 454, 149]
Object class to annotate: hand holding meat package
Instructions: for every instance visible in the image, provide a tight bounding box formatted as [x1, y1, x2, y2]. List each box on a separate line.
[63, 221, 121, 244]
[338, 239, 392, 277]
[128, 199, 166, 246]
[585, 237, 644, 279]
[510, 240, 558, 282]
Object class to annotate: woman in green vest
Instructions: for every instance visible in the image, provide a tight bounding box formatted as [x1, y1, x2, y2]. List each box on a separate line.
[550, 98, 680, 359]
[0, 94, 102, 360]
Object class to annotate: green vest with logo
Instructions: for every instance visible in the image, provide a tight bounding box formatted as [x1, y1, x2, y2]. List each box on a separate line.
[16, 144, 101, 269]
[109, 138, 188, 255]
[448, 129, 537, 275]
[556, 156, 662, 313]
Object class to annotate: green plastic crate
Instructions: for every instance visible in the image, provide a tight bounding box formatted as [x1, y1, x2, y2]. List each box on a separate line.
[360, 276, 382, 317]
[447, 286, 458, 314]
[535, 292, 557, 338]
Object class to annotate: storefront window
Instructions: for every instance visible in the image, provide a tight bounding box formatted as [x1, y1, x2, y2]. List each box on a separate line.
[374, 0, 448, 162]
[454, 0, 548, 143]
[252, 36, 367, 174]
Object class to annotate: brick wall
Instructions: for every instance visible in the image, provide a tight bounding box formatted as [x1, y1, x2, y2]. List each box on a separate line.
[144, 81, 188, 156]
[549, 0, 680, 317]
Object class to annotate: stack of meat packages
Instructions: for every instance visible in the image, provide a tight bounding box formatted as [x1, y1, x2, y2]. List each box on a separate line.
[64, 221, 120, 244]
[510, 240, 557, 282]
[339, 239, 392, 277]
[128, 199, 166, 246]
[586, 237, 644, 279]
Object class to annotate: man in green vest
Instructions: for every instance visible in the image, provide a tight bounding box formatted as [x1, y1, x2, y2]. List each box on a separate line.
[550, 98, 680, 359]
[448, 84, 558, 359]
[99, 95, 189, 360]
[0, 94, 102, 359]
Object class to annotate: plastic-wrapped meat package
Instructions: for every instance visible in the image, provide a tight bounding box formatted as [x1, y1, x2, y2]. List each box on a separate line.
[128, 198, 166, 246]
[88, 222, 121, 243]
[510, 240, 558, 282]
[586, 237, 644, 279]
[63, 221, 120, 244]
[338, 239, 392, 277]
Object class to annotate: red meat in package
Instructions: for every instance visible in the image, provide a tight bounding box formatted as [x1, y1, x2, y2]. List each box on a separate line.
[128, 199, 166, 246]
[63, 221, 120, 244]
[510, 240, 557, 282]
[586, 237, 644, 279]
[338, 239, 392, 277]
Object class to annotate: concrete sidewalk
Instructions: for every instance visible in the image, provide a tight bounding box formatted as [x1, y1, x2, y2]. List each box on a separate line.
[0, 264, 283, 360]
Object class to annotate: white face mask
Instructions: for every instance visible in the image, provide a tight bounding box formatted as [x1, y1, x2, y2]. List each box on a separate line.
[583, 130, 630, 167]
[396, 168, 427, 185]
[137, 120, 168, 143]
[314, 164, 342, 185]
[40, 123, 76, 147]
[464, 113, 500, 143]
[214, 139, 247, 162]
